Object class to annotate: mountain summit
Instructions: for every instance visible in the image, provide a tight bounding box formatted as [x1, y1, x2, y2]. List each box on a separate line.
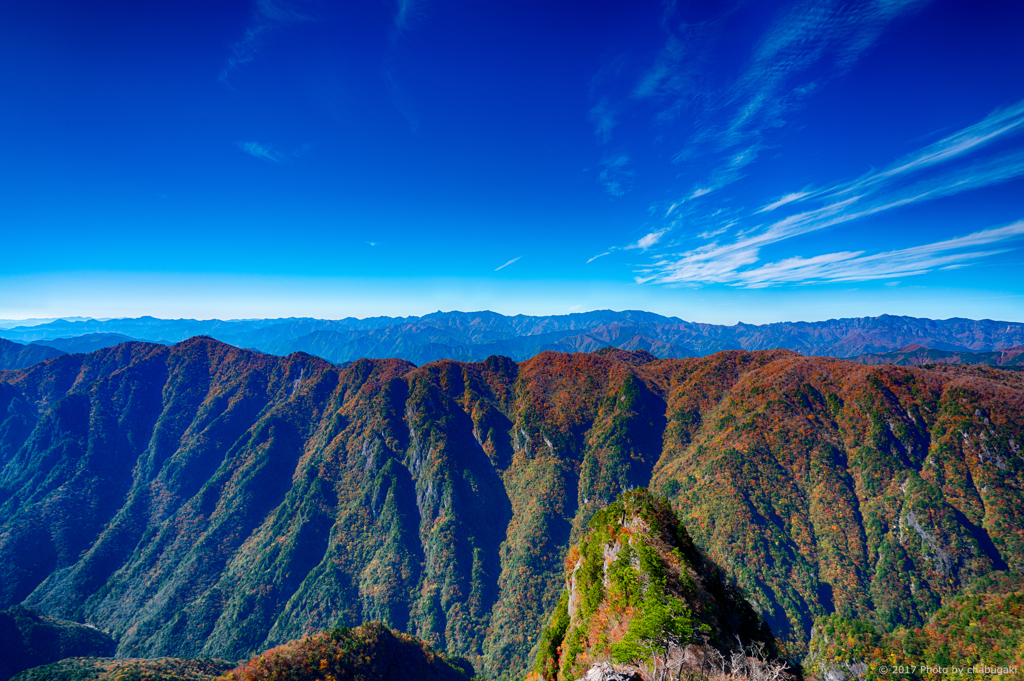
[532, 488, 777, 681]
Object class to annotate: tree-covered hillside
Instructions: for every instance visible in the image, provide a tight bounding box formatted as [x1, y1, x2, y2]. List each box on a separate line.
[0, 605, 115, 681]
[652, 357, 1024, 659]
[218, 621, 473, 681]
[0, 338, 64, 371]
[805, 570, 1024, 681]
[0, 339, 1020, 678]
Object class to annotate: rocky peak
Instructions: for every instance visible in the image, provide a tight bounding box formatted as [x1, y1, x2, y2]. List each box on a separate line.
[532, 488, 778, 681]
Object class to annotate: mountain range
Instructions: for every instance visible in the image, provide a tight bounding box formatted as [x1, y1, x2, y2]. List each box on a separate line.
[853, 344, 1024, 368]
[2, 312, 1024, 367]
[1, 337, 1021, 679]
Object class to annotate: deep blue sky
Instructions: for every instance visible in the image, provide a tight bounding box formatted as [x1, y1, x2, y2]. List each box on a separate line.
[2, 0, 1023, 323]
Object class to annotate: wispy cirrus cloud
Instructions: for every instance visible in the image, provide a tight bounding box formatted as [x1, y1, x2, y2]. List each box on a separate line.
[393, 0, 427, 35]
[237, 141, 283, 162]
[635, 99, 1024, 287]
[237, 140, 311, 162]
[586, 229, 666, 264]
[722, 0, 931, 143]
[599, 155, 634, 197]
[668, 220, 1024, 288]
[382, 0, 432, 132]
[616, 0, 933, 201]
[589, 99, 617, 144]
[221, 0, 313, 81]
[756, 192, 812, 214]
[628, 230, 667, 250]
[495, 257, 521, 271]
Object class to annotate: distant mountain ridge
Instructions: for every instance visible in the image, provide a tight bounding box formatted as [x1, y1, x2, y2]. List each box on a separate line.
[29, 333, 169, 355]
[2, 312, 1023, 365]
[853, 344, 1024, 368]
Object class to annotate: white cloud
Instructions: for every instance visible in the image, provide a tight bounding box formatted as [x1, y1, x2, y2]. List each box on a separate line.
[495, 256, 521, 271]
[821, 99, 1024, 201]
[392, 0, 429, 34]
[635, 98, 1024, 287]
[641, 220, 1024, 288]
[756, 192, 811, 213]
[627, 0, 934, 211]
[237, 141, 282, 162]
[221, 0, 312, 81]
[697, 227, 728, 239]
[628, 230, 667, 251]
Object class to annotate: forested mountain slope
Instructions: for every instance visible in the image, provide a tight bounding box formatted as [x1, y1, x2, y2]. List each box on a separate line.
[652, 356, 1023, 657]
[805, 570, 1024, 680]
[0, 605, 115, 681]
[0, 338, 64, 371]
[0, 340, 1021, 678]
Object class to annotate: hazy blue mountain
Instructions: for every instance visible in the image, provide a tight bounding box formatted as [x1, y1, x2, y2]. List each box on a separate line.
[30, 333, 170, 355]
[2, 312, 1023, 365]
[0, 317, 98, 331]
[853, 344, 1024, 367]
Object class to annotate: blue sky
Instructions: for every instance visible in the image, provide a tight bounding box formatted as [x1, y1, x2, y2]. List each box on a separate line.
[2, 0, 1023, 324]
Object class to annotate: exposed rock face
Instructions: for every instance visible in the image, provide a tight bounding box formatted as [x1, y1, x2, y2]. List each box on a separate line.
[0, 339, 1021, 677]
[577, 662, 643, 681]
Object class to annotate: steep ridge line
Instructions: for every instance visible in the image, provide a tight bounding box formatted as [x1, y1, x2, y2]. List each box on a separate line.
[0, 338, 1021, 679]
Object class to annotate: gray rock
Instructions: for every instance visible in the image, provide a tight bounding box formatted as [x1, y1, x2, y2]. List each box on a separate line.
[578, 661, 644, 681]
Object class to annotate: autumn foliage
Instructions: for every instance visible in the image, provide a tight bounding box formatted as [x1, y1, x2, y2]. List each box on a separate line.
[0, 339, 1021, 679]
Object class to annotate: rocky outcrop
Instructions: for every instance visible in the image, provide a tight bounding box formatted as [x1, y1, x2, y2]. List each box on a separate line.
[533, 489, 778, 681]
[576, 662, 643, 681]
